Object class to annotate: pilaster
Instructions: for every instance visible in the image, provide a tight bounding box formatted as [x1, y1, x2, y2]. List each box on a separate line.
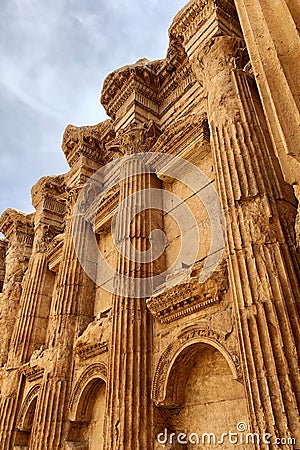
[233, 0, 300, 181]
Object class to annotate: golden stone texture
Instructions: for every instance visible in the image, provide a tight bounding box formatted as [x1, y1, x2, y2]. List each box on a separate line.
[0, 0, 299, 449]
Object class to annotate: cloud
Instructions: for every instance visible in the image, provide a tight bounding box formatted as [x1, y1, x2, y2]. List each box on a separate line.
[0, 0, 187, 214]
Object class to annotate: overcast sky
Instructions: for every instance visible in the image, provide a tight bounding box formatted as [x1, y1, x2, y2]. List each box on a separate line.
[0, 0, 187, 215]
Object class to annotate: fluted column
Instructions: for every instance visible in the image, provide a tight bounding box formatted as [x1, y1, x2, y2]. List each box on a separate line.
[194, 36, 300, 448]
[0, 210, 34, 448]
[0, 210, 34, 367]
[8, 177, 66, 367]
[104, 152, 163, 449]
[0, 239, 7, 293]
[29, 193, 96, 450]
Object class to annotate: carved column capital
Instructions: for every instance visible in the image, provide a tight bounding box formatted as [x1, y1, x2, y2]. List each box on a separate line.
[0, 209, 34, 245]
[106, 120, 161, 156]
[31, 175, 67, 253]
[192, 36, 247, 85]
[31, 175, 66, 210]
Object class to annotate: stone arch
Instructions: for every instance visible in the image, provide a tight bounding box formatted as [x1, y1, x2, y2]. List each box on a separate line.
[69, 362, 107, 422]
[17, 384, 40, 431]
[152, 326, 241, 407]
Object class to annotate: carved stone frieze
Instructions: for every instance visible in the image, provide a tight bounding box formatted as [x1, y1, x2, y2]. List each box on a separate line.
[62, 120, 115, 168]
[0, 239, 8, 292]
[45, 233, 64, 272]
[20, 364, 44, 383]
[75, 310, 111, 360]
[169, 0, 241, 49]
[147, 263, 229, 323]
[151, 113, 210, 161]
[93, 185, 120, 234]
[106, 120, 161, 156]
[31, 175, 66, 210]
[0, 209, 34, 245]
[101, 59, 161, 121]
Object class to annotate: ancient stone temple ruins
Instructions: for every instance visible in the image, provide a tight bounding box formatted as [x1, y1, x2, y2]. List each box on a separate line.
[0, 0, 299, 449]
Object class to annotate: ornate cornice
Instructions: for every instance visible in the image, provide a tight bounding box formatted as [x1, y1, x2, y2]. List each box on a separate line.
[21, 365, 44, 382]
[31, 174, 66, 210]
[169, 0, 241, 45]
[75, 342, 108, 360]
[93, 185, 120, 234]
[0, 208, 34, 243]
[62, 119, 115, 168]
[152, 113, 210, 159]
[45, 233, 64, 272]
[147, 263, 229, 323]
[101, 59, 161, 120]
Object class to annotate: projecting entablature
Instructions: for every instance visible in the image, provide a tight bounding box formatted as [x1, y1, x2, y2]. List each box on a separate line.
[101, 58, 162, 132]
[169, 0, 242, 59]
[61, 119, 115, 169]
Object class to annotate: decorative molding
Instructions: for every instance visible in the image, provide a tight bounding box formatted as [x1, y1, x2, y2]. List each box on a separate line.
[152, 113, 210, 160]
[101, 59, 161, 120]
[22, 366, 44, 383]
[69, 363, 107, 421]
[31, 175, 66, 211]
[147, 263, 228, 323]
[62, 120, 115, 168]
[106, 120, 161, 156]
[17, 384, 40, 431]
[75, 342, 108, 360]
[45, 233, 64, 272]
[0, 209, 34, 243]
[152, 325, 242, 406]
[169, 0, 241, 46]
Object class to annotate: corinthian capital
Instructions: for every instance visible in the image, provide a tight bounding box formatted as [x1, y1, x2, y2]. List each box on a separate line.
[191, 36, 247, 85]
[106, 120, 161, 156]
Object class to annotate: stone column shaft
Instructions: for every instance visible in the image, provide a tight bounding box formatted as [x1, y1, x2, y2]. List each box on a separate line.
[197, 36, 300, 447]
[29, 206, 95, 450]
[105, 158, 162, 450]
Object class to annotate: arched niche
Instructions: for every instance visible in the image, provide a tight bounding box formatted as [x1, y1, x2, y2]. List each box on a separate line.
[67, 363, 107, 450]
[153, 328, 251, 450]
[152, 327, 241, 407]
[14, 384, 39, 448]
